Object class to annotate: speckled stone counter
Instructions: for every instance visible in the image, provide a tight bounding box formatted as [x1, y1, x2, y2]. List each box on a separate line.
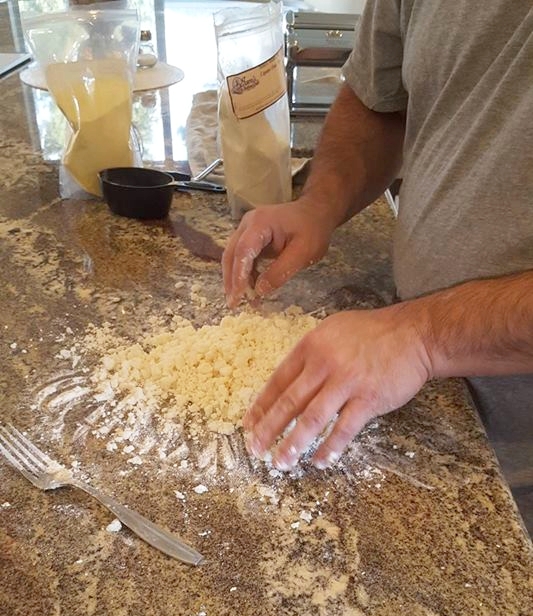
[1, 25, 533, 616]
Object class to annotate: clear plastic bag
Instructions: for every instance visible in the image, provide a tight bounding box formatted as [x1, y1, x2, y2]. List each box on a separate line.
[214, 0, 292, 219]
[23, 5, 140, 198]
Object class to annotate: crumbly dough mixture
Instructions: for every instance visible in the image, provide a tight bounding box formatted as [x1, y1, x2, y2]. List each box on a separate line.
[91, 306, 318, 435]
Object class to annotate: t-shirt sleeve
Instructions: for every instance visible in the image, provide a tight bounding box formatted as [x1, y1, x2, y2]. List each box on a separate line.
[342, 0, 408, 112]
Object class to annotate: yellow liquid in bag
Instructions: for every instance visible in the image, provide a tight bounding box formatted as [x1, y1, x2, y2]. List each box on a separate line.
[45, 59, 135, 196]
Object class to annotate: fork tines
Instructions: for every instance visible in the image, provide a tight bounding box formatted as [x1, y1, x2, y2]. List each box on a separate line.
[0, 424, 54, 476]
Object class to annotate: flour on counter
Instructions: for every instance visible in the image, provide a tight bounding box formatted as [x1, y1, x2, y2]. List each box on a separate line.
[299, 510, 313, 524]
[256, 485, 280, 505]
[193, 484, 209, 495]
[106, 519, 122, 533]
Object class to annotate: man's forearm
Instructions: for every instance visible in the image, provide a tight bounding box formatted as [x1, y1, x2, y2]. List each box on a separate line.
[302, 83, 405, 227]
[407, 270, 533, 378]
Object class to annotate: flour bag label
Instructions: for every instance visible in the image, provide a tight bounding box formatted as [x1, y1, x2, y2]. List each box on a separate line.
[226, 47, 286, 120]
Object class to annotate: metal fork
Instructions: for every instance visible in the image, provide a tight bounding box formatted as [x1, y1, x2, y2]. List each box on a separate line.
[0, 424, 203, 566]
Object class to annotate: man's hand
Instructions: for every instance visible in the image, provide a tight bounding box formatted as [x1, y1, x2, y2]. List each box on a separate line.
[242, 270, 533, 470]
[243, 305, 432, 470]
[222, 197, 336, 308]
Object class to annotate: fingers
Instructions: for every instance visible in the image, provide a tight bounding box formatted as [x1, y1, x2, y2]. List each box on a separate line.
[311, 398, 373, 469]
[242, 348, 307, 436]
[242, 334, 376, 470]
[250, 389, 374, 471]
[269, 381, 349, 470]
[243, 341, 361, 470]
[222, 219, 273, 307]
[222, 203, 322, 308]
[254, 238, 312, 297]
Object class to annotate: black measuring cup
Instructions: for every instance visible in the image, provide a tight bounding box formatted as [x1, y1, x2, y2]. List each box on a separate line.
[99, 167, 226, 220]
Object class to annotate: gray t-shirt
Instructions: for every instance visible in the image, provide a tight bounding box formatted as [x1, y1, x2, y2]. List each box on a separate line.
[342, 1, 533, 485]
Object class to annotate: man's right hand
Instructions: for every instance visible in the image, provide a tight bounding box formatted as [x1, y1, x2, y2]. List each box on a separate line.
[222, 196, 336, 308]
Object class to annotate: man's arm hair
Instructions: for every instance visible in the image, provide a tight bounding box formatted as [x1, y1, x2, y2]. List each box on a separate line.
[301, 83, 405, 228]
[408, 270, 533, 378]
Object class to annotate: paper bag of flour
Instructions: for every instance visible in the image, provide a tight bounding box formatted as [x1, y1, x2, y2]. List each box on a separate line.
[214, 1, 292, 219]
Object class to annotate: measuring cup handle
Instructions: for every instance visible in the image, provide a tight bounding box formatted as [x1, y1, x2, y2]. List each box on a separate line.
[173, 180, 226, 193]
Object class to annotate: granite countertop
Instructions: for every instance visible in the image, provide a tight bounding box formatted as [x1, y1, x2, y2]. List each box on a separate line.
[1, 19, 533, 616]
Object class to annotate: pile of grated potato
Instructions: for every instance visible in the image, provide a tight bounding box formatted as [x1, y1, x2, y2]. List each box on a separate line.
[91, 307, 318, 434]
